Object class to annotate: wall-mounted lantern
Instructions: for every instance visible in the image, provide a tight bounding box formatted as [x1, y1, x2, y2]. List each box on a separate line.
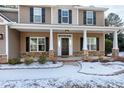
[0, 33, 4, 40]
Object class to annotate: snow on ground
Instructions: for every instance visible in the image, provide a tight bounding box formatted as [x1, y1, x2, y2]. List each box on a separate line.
[0, 62, 63, 69]
[0, 62, 124, 87]
[78, 61, 124, 75]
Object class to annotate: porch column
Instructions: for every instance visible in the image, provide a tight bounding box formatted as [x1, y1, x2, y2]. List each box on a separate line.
[50, 29, 53, 50]
[82, 30, 88, 61]
[49, 29, 56, 62]
[112, 31, 119, 57]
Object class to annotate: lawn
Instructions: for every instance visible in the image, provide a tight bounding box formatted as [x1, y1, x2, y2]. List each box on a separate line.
[0, 61, 124, 88]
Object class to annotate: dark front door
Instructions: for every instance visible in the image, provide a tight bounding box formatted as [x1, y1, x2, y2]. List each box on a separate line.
[61, 38, 69, 56]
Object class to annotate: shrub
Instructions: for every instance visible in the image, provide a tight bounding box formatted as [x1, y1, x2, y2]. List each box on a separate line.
[105, 39, 113, 55]
[25, 59, 33, 65]
[38, 55, 46, 64]
[8, 58, 21, 65]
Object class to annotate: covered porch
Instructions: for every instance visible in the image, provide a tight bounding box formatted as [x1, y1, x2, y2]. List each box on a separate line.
[8, 23, 121, 61]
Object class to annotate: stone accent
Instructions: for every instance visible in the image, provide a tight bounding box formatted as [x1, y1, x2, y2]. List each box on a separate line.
[112, 49, 119, 57]
[0, 55, 7, 63]
[82, 50, 89, 61]
[49, 50, 56, 62]
[73, 51, 105, 57]
[21, 52, 49, 58]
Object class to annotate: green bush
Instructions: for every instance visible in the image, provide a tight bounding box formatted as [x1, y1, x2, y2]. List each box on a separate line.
[38, 55, 46, 64]
[105, 39, 113, 55]
[25, 59, 33, 65]
[8, 58, 21, 65]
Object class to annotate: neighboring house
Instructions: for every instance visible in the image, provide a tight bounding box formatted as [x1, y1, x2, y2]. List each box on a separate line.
[0, 5, 122, 63]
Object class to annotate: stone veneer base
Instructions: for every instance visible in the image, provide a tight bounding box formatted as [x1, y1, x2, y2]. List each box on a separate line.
[0, 55, 7, 63]
[112, 49, 119, 57]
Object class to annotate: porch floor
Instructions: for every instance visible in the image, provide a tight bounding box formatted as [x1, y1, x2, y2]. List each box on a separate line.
[57, 56, 82, 62]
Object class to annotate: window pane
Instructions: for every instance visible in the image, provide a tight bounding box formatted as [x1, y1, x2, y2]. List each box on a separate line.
[87, 18, 93, 24]
[86, 11, 93, 25]
[31, 45, 37, 51]
[34, 16, 41, 23]
[39, 45, 45, 51]
[91, 45, 96, 50]
[30, 38, 37, 45]
[34, 8, 41, 15]
[62, 10, 68, 16]
[62, 17, 68, 23]
[38, 38, 45, 45]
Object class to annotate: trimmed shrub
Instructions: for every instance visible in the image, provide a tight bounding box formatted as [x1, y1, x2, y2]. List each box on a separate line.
[105, 39, 113, 55]
[38, 55, 46, 64]
[8, 58, 21, 65]
[25, 59, 33, 65]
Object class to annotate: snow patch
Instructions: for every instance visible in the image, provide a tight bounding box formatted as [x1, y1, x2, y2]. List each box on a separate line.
[78, 61, 124, 75]
[0, 62, 63, 69]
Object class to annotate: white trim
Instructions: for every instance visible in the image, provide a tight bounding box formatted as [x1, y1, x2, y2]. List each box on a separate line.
[18, 5, 20, 23]
[51, 7, 53, 24]
[9, 23, 121, 32]
[5, 24, 9, 61]
[0, 7, 18, 12]
[0, 15, 8, 23]
[76, 8, 79, 25]
[29, 37, 46, 52]
[57, 34, 73, 56]
[83, 30, 88, 50]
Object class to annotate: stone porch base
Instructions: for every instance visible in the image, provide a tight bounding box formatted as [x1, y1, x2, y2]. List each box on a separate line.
[112, 49, 119, 57]
[0, 55, 7, 63]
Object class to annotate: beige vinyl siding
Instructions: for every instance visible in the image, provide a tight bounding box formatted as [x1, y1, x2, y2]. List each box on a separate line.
[8, 29, 20, 59]
[19, 5, 51, 24]
[0, 11, 18, 22]
[0, 25, 6, 54]
[79, 10, 105, 26]
[20, 32, 105, 55]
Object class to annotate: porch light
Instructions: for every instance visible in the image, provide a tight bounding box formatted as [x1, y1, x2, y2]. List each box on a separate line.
[65, 29, 69, 33]
[0, 33, 4, 40]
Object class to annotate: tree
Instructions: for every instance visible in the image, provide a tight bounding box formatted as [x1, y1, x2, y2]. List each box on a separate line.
[105, 13, 124, 27]
[105, 13, 124, 53]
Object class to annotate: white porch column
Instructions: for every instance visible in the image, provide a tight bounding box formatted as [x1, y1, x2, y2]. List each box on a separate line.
[113, 31, 118, 49]
[112, 31, 119, 57]
[49, 29, 53, 50]
[83, 30, 88, 50]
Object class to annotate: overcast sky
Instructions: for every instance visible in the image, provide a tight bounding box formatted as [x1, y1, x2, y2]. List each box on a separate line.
[100, 5, 124, 21]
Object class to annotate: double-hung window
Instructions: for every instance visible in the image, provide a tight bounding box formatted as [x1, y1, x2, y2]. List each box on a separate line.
[86, 11, 93, 25]
[30, 37, 46, 52]
[61, 9, 69, 24]
[87, 37, 96, 50]
[33, 7, 42, 23]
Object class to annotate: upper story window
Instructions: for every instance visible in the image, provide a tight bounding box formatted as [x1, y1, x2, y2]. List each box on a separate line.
[61, 9, 69, 24]
[33, 7, 42, 23]
[86, 11, 93, 25]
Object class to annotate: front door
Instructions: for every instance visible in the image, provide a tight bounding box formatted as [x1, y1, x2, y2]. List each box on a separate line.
[61, 38, 69, 56]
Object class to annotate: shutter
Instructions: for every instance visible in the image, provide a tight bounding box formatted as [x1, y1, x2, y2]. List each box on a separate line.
[58, 9, 61, 23]
[26, 37, 30, 52]
[42, 8, 45, 23]
[46, 37, 49, 51]
[69, 10, 72, 24]
[80, 37, 83, 51]
[97, 38, 99, 51]
[93, 11, 96, 25]
[30, 7, 33, 23]
[83, 11, 86, 25]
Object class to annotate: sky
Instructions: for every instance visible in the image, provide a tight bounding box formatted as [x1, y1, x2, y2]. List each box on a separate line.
[101, 5, 124, 21]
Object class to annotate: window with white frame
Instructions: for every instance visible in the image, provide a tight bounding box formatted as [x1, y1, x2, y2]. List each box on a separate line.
[30, 37, 46, 52]
[61, 9, 69, 23]
[86, 11, 93, 25]
[87, 37, 96, 50]
[33, 7, 42, 23]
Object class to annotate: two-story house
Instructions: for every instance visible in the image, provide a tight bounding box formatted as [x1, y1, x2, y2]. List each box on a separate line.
[0, 5, 121, 63]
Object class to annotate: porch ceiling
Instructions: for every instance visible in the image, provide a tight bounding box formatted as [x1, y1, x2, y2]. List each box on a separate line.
[8, 23, 123, 33]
